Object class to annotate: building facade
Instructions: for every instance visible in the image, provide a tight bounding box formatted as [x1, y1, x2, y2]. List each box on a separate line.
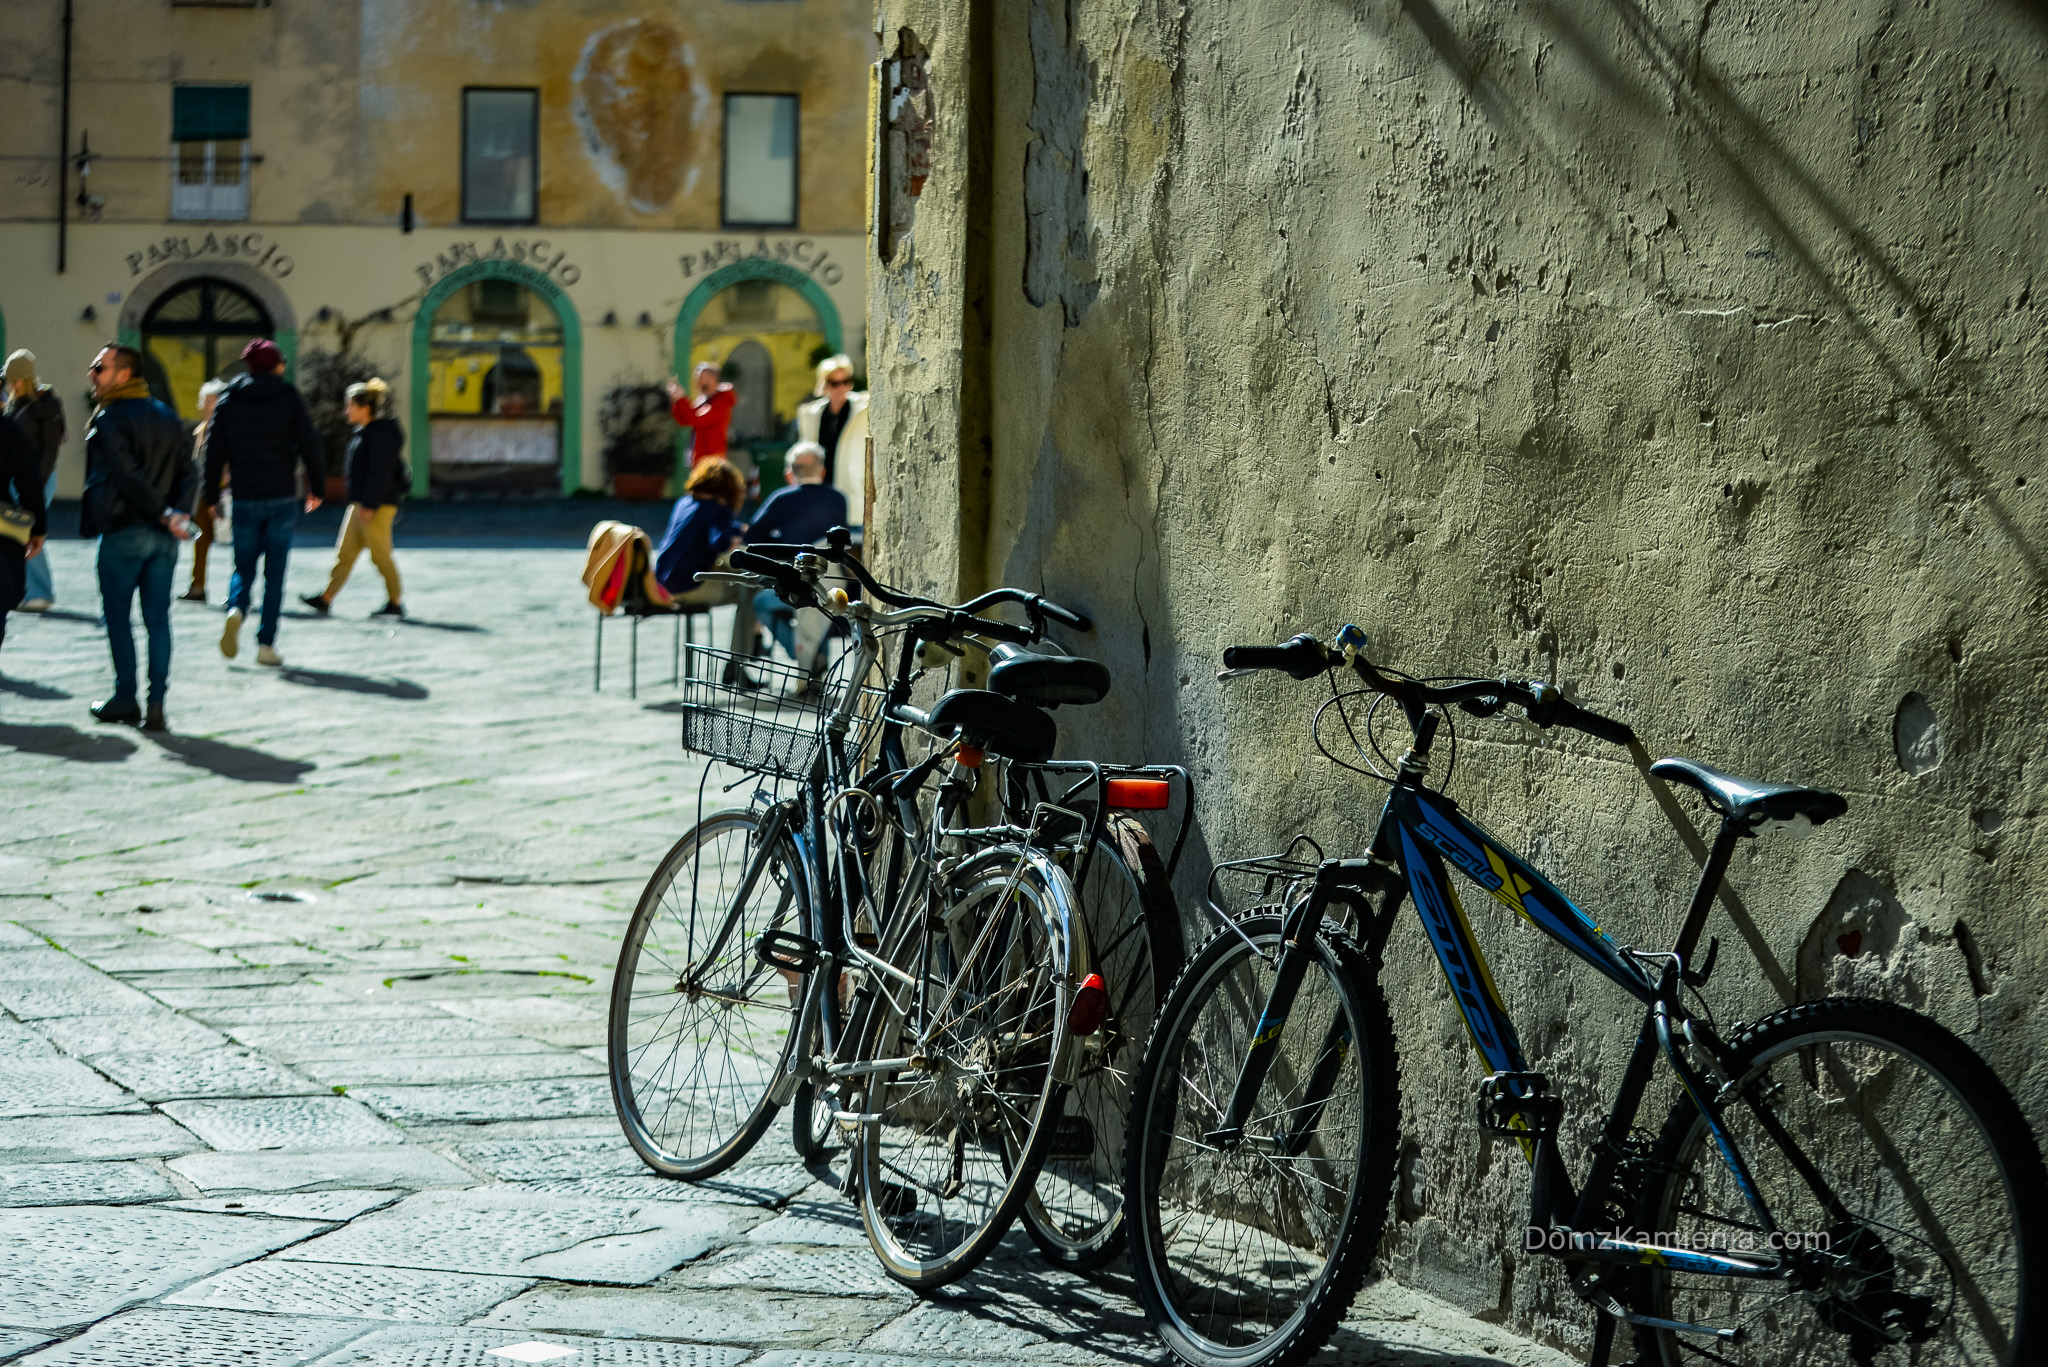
[1, 0, 873, 499]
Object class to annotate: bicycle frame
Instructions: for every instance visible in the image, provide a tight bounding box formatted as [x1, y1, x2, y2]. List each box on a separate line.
[1211, 760, 1796, 1289]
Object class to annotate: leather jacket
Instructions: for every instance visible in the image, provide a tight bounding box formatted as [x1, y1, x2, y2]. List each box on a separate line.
[81, 396, 194, 538]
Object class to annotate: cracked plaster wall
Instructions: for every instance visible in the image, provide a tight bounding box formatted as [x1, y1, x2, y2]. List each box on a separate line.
[869, 0, 2048, 1354]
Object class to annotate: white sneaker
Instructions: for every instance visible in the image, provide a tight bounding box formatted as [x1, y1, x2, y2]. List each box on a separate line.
[18, 599, 51, 613]
[257, 645, 283, 667]
[220, 609, 243, 659]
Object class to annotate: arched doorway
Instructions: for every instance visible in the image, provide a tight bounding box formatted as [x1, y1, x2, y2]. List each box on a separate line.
[409, 261, 582, 496]
[139, 278, 274, 419]
[672, 260, 842, 487]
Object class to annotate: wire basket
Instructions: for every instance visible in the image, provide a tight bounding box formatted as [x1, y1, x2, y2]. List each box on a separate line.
[677, 642, 883, 780]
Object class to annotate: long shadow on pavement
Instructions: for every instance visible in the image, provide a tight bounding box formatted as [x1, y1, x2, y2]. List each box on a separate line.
[0, 723, 135, 762]
[397, 618, 488, 634]
[0, 674, 71, 700]
[278, 668, 429, 700]
[147, 733, 315, 783]
[26, 608, 102, 625]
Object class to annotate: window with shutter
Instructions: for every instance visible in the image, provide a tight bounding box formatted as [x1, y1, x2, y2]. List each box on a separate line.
[170, 85, 252, 221]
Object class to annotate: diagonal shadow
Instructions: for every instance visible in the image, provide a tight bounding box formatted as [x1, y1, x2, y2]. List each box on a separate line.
[0, 674, 70, 700]
[147, 733, 315, 784]
[398, 618, 488, 634]
[0, 723, 135, 763]
[28, 609, 102, 626]
[278, 668, 429, 701]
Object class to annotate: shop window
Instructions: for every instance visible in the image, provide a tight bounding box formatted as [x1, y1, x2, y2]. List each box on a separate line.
[723, 93, 797, 228]
[464, 88, 538, 224]
[171, 85, 251, 221]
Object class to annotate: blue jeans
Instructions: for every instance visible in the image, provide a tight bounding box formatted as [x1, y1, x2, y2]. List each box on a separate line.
[21, 473, 56, 603]
[753, 588, 798, 658]
[227, 496, 298, 646]
[97, 524, 178, 707]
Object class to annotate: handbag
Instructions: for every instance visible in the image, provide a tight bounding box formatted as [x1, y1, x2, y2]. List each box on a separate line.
[0, 501, 31, 546]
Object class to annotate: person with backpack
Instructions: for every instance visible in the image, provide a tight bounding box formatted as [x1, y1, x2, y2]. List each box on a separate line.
[202, 338, 323, 667]
[301, 378, 406, 619]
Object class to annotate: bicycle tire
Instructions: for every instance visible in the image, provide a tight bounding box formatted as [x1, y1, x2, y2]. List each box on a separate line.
[1022, 815, 1185, 1270]
[608, 808, 810, 1180]
[1124, 912, 1398, 1367]
[1633, 995, 2047, 1366]
[850, 846, 1080, 1289]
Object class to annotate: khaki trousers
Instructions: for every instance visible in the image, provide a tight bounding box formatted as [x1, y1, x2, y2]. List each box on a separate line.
[323, 503, 403, 604]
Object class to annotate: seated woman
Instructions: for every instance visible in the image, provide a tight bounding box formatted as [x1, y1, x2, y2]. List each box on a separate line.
[653, 457, 758, 686]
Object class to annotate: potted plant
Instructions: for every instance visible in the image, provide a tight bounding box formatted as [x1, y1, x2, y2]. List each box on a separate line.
[600, 382, 675, 501]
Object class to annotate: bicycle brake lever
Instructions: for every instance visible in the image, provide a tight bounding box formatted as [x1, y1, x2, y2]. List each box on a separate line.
[1216, 667, 1262, 682]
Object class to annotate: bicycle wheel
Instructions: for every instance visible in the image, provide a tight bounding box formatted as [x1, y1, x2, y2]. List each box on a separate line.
[1634, 996, 2047, 1366]
[609, 808, 810, 1180]
[1124, 913, 1398, 1367]
[850, 847, 1080, 1289]
[1023, 816, 1185, 1270]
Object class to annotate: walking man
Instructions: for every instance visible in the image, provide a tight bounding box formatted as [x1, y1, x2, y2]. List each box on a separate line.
[80, 344, 193, 731]
[666, 361, 736, 466]
[4, 350, 66, 612]
[202, 338, 322, 666]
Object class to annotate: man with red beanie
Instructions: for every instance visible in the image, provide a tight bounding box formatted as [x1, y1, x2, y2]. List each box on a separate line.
[202, 338, 323, 667]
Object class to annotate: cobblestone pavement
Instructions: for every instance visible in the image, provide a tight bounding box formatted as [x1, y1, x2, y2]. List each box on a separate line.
[0, 538, 1571, 1367]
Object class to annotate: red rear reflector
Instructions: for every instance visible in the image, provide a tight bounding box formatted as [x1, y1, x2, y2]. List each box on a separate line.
[1106, 778, 1170, 810]
[1067, 972, 1109, 1035]
[956, 745, 984, 768]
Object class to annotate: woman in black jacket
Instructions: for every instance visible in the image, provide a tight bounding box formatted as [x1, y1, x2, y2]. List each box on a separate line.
[0, 411, 50, 658]
[301, 378, 406, 618]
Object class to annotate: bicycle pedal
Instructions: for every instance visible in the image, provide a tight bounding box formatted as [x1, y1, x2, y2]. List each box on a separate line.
[1047, 1113, 1097, 1160]
[1478, 1071, 1562, 1139]
[756, 928, 821, 974]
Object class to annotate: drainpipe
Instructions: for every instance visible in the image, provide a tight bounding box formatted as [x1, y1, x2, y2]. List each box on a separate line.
[57, 0, 72, 273]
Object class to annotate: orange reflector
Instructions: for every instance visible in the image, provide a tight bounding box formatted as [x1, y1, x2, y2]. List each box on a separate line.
[1106, 778, 1170, 810]
[956, 745, 984, 769]
[1067, 972, 1109, 1035]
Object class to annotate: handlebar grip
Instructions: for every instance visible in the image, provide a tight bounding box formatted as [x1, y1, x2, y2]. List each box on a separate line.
[740, 543, 804, 562]
[1221, 634, 1329, 680]
[729, 549, 798, 578]
[1038, 599, 1091, 632]
[970, 616, 1036, 646]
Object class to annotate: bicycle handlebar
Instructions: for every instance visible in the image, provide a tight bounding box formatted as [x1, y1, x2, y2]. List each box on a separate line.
[1222, 630, 1636, 747]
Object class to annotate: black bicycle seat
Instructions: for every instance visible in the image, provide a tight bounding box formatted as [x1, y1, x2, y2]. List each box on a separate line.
[925, 689, 1058, 763]
[1651, 757, 1848, 830]
[986, 650, 1111, 708]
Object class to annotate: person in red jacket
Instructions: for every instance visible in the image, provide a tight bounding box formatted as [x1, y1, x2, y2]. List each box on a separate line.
[666, 362, 735, 465]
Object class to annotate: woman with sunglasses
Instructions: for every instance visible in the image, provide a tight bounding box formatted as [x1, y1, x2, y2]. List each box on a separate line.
[794, 353, 867, 522]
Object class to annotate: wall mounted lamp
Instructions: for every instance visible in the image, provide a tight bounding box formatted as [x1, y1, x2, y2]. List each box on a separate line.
[80, 305, 96, 324]
[636, 311, 653, 328]
[600, 311, 618, 327]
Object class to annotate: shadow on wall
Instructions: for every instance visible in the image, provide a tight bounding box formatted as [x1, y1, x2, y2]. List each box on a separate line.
[1381, 0, 2046, 592]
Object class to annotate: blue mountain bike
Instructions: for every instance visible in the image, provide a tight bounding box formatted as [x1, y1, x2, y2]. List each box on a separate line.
[1124, 627, 2045, 1367]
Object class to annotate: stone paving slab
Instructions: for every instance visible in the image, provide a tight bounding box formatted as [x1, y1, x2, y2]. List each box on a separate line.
[743, 1200, 872, 1249]
[0, 976, 162, 1021]
[348, 1080, 614, 1125]
[681, 1246, 913, 1300]
[0, 1113, 201, 1164]
[856, 1296, 1160, 1367]
[277, 1186, 769, 1283]
[476, 1284, 900, 1348]
[190, 1002, 452, 1027]
[0, 1205, 328, 1329]
[306, 1326, 751, 1367]
[0, 923, 44, 947]
[166, 1146, 473, 1194]
[299, 1050, 606, 1087]
[163, 1190, 407, 1221]
[748, 1356, 1009, 1367]
[163, 1259, 533, 1323]
[89, 1046, 326, 1101]
[152, 982, 356, 1011]
[0, 1056, 146, 1118]
[158, 1097, 410, 1150]
[453, 1138, 650, 1181]
[31, 1011, 231, 1057]
[0, 1330, 57, 1362]
[11, 1307, 368, 1366]
[0, 1162, 178, 1207]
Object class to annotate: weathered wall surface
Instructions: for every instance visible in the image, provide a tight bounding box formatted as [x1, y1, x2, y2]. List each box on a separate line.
[870, 0, 2048, 1351]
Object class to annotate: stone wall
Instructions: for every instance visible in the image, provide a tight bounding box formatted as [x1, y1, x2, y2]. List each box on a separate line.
[867, 0, 2047, 1353]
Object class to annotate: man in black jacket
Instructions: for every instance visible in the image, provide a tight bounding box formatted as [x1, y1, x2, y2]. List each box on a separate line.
[81, 344, 194, 731]
[4, 349, 64, 612]
[202, 338, 323, 666]
[0, 410, 49, 661]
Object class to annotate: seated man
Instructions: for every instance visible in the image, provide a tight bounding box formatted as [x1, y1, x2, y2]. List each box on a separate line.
[745, 443, 849, 663]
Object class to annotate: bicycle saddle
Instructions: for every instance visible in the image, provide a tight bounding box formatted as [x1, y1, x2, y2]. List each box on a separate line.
[986, 647, 1112, 708]
[1650, 757, 1848, 830]
[925, 689, 1058, 763]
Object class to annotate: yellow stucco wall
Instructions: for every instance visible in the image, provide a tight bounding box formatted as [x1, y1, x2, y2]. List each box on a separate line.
[2, 0, 875, 235]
